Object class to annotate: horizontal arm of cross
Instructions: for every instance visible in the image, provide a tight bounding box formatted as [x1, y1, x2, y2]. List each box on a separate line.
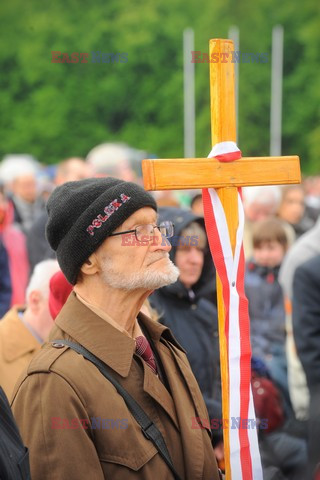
[142, 156, 300, 190]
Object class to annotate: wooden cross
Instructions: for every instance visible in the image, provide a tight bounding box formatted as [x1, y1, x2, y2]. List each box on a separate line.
[142, 38, 300, 478]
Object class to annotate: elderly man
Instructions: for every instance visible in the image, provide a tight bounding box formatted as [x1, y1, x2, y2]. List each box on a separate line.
[12, 178, 220, 480]
[0, 259, 59, 399]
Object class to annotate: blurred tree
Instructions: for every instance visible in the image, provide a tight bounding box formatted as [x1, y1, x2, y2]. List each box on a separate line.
[0, 0, 319, 173]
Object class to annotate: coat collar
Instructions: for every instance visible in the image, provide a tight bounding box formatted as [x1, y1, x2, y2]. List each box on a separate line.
[54, 292, 183, 378]
[0, 307, 41, 362]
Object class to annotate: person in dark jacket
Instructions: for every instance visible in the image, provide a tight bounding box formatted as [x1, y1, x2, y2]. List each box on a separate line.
[0, 240, 11, 318]
[149, 207, 221, 442]
[292, 253, 320, 478]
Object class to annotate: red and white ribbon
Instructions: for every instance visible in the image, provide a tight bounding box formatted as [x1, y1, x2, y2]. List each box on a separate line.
[202, 142, 263, 479]
[208, 141, 241, 163]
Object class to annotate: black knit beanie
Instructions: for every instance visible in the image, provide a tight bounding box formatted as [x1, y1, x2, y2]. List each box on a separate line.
[46, 177, 157, 285]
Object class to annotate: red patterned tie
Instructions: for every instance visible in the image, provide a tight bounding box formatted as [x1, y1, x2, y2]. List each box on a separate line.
[135, 336, 158, 374]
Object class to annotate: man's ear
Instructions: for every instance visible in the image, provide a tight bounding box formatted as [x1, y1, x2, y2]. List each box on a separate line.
[28, 290, 43, 313]
[79, 253, 99, 276]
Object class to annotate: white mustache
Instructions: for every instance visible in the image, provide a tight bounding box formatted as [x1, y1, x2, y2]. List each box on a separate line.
[147, 252, 170, 265]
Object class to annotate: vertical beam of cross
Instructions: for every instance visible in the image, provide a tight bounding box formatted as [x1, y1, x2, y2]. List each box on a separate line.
[209, 38, 238, 478]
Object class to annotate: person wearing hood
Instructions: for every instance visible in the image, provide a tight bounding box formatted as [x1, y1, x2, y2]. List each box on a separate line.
[149, 207, 221, 444]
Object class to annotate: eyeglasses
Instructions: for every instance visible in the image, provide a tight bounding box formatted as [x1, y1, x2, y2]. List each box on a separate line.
[109, 221, 174, 243]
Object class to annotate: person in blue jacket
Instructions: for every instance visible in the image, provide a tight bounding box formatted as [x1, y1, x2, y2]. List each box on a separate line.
[0, 239, 11, 318]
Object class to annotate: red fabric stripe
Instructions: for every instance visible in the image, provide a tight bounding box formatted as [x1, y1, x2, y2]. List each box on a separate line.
[202, 187, 254, 478]
[202, 188, 230, 346]
[213, 151, 242, 162]
[205, 145, 256, 477]
[237, 245, 253, 478]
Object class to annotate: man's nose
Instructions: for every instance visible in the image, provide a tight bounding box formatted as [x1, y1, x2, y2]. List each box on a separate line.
[151, 229, 171, 252]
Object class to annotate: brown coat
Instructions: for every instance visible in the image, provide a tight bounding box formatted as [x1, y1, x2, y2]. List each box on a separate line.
[0, 306, 41, 400]
[12, 293, 219, 480]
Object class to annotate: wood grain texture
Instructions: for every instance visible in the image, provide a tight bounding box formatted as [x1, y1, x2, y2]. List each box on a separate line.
[142, 156, 301, 190]
[209, 38, 235, 480]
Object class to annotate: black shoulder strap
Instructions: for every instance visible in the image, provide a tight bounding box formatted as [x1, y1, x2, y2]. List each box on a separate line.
[53, 340, 182, 480]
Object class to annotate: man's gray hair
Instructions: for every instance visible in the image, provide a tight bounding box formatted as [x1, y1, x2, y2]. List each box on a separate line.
[0, 154, 40, 184]
[242, 185, 282, 211]
[26, 259, 60, 301]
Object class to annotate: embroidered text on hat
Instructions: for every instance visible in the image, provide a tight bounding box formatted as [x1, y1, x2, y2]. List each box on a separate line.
[86, 194, 131, 236]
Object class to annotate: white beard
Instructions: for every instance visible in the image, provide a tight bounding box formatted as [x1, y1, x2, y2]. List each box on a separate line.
[100, 253, 179, 291]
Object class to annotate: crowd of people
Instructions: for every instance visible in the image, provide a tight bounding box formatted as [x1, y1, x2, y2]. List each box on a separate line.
[0, 144, 320, 479]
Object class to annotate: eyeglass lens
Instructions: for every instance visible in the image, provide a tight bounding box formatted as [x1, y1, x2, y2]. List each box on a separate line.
[135, 222, 174, 241]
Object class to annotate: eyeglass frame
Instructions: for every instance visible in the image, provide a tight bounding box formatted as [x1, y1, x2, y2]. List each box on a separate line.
[109, 221, 174, 243]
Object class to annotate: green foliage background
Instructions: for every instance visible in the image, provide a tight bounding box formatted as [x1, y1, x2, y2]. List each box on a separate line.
[0, 0, 319, 173]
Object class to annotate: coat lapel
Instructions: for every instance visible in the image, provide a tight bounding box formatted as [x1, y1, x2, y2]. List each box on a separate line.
[157, 341, 208, 480]
[141, 359, 180, 430]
